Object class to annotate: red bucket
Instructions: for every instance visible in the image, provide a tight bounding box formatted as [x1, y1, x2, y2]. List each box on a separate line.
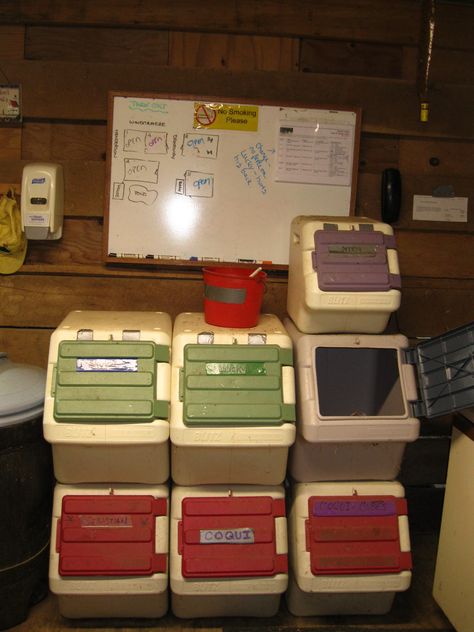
[203, 266, 267, 328]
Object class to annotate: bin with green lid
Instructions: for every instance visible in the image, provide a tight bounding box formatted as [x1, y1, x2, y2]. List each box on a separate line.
[170, 312, 296, 485]
[43, 310, 172, 484]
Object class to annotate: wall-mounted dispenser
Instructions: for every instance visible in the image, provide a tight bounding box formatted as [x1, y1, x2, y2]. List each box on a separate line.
[21, 163, 64, 240]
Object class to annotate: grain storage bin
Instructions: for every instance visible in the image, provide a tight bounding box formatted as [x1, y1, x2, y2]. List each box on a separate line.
[286, 481, 412, 616]
[287, 215, 401, 334]
[43, 310, 172, 483]
[285, 319, 473, 481]
[170, 484, 288, 618]
[170, 312, 295, 485]
[49, 483, 169, 618]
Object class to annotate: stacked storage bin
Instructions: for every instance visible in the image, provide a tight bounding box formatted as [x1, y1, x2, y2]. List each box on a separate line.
[43, 310, 172, 618]
[285, 215, 412, 615]
[169, 311, 296, 617]
[284, 215, 474, 616]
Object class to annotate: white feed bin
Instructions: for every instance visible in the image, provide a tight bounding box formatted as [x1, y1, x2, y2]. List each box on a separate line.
[287, 215, 401, 334]
[49, 483, 169, 619]
[286, 481, 412, 616]
[43, 311, 172, 484]
[170, 313, 296, 485]
[285, 319, 474, 481]
[170, 484, 288, 618]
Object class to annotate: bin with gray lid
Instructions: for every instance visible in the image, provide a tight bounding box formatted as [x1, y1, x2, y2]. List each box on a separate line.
[0, 353, 53, 630]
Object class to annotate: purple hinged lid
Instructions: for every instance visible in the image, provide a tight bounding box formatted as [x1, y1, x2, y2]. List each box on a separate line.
[312, 229, 401, 292]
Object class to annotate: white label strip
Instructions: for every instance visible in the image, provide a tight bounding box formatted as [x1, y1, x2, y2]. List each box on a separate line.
[413, 195, 468, 222]
[199, 528, 255, 544]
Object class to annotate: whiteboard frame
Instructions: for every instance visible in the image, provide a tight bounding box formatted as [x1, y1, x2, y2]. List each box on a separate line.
[103, 91, 361, 270]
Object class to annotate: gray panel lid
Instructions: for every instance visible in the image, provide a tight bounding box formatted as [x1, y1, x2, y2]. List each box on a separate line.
[0, 353, 46, 427]
[405, 322, 474, 418]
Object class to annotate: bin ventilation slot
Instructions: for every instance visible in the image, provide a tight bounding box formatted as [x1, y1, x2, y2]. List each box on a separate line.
[315, 347, 405, 417]
[178, 495, 287, 578]
[180, 344, 295, 426]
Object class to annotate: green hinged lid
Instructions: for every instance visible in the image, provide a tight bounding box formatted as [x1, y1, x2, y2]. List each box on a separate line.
[180, 344, 295, 426]
[53, 340, 169, 423]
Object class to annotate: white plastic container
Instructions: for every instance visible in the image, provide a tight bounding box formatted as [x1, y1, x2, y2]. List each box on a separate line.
[170, 313, 296, 485]
[170, 484, 288, 618]
[433, 409, 474, 632]
[43, 310, 171, 484]
[286, 481, 412, 616]
[285, 320, 474, 481]
[287, 215, 401, 334]
[49, 483, 169, 619]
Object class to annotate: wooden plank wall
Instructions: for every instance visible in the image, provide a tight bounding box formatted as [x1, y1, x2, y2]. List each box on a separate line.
[1, 0, 473, 487]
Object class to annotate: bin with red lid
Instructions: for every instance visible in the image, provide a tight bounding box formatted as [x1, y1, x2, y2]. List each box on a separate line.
[286, 481, 412, 616]
[170, 484, 288, 618]
[49, 483, 169, 619]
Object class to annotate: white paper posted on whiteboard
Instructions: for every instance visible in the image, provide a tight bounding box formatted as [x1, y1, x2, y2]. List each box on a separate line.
[275, 121, 354, 186]
[413, 195, 468, 223]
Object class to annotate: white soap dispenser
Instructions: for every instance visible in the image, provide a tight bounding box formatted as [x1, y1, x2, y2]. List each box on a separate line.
[21, 163, 64, 240]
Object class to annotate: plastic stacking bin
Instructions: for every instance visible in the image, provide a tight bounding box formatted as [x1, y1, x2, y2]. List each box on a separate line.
[285, 319, 474, 481]
[49, 483, 169, 619]
[286, 481, 412, 616]
[170, 484, 288, 618]
[170, 312, 296, 485]
[433, 409, 474, 632]
[43, 311, 172, 484]
[287, 215, 401, 334]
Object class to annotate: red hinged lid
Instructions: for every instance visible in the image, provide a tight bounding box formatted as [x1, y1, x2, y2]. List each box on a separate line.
[306, 495, 412, 575]
[57, 494, 167, 577]
[178, 495, 287, 578]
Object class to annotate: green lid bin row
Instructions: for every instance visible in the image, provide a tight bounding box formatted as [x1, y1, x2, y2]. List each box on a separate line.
[179, 344, 296, 426]
[52, 341, 170, 423]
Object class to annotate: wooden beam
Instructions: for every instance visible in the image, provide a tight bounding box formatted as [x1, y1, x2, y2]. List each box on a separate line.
[2, 61, 474, 138]
[3, 0, 422, 44]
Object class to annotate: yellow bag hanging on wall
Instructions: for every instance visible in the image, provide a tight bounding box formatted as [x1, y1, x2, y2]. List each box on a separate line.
[0, 190, 27, 274]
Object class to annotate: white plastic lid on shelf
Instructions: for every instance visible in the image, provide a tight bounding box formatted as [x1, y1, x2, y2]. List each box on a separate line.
[0, 353, 46, 427]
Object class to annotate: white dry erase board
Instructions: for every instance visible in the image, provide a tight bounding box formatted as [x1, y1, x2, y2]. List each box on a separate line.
[103, 92, 361, 268]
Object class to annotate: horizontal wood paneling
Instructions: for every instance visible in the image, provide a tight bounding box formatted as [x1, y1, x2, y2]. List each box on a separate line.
[22, 122, 106, 161]
[0, 128, 21, 161]
[11, 215, 474, 281]
[168, 32, 299, 72]
[357, 173, 474, 232]
[3, 0, 422, 44]
[0, 328, 52, 368]
[3, 61, 474, 138]
[0, 273, 287, 328]
[25, 26, 169, 64]
[300, 40, 406, 79]
[0, 25, 24, 60]
[301, 41, 474, 85]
